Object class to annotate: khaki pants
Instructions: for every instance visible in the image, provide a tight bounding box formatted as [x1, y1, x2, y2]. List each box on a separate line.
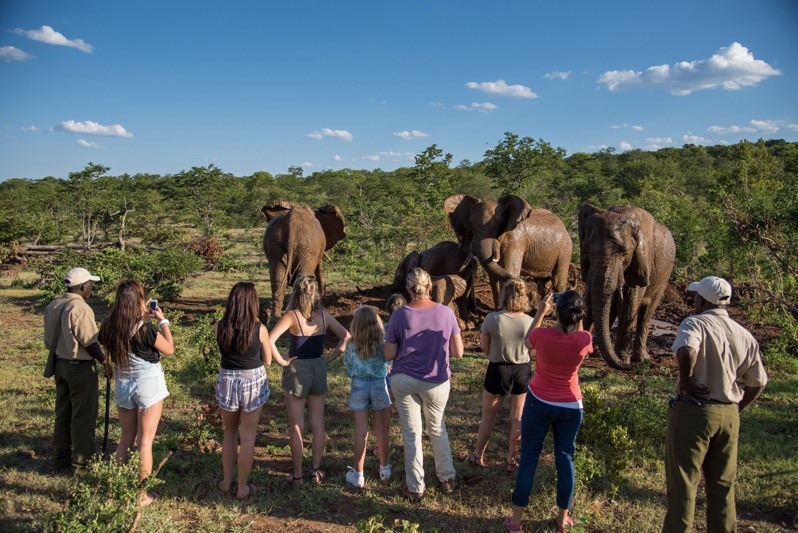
[54, 358, 98, 474]
[663, 400, 739, 533]
[391, 373, 455, 494]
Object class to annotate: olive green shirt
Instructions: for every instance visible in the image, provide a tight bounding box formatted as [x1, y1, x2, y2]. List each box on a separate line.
[480, 311, 533, 364]
[672, 307, 768, 403]
[43, 293, 100, 362]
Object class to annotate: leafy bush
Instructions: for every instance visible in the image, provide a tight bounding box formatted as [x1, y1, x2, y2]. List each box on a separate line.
[34, 247, 204, 303]
[183, 311, 223, 379]
[51, 453, 160, 532]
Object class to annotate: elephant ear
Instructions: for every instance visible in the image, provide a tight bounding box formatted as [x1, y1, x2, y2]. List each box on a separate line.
[496, 195, 532, 235]
[315, 205, 346, 251]
[450, 274, 467, 298]
[578, 203, 602, 281]
[261, 201, 299, 221]
[625, 214, 650, 287]
[444, 194, 478, 248]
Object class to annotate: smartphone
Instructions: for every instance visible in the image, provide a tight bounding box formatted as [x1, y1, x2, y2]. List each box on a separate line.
[149, 299, 158, 311]
[552, 293, 562, 303]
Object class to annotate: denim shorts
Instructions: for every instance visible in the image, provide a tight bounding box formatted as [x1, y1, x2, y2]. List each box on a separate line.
[348, 377, 392, 411]
[115, 357, 169, 410]
[216, 367, 270, 413]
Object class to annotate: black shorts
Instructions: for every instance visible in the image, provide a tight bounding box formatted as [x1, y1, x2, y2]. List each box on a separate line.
[483, 361, 532, 397]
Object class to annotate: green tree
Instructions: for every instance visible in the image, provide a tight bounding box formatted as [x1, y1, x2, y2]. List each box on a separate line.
[174, 165, 232, 236]
[68, 163, 111, 248]
[483, 132, 565, 197]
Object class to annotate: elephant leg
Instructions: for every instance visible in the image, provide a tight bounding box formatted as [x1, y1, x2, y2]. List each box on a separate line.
[488, 276, 501, 310]
[631, 291, 663, 363]
[315, 262, 326, 297]
[454, 295, 470, 330]
[270, 262, 289, 318]
[615, 288, 640, 363]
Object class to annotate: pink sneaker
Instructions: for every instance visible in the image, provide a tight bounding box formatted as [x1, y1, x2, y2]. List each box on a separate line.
[504, 515, 521, 532]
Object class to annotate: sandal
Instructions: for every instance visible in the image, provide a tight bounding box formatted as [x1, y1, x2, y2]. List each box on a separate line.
[556, 516, 574, 533]
[462, 453, 485, 467]
[506, 458, 519, 472]
[309, 468, 325, 485]
[286, 473, 304, 486]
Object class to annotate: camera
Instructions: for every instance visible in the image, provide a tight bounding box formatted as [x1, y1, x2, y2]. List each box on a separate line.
[149, 299, 158, 311]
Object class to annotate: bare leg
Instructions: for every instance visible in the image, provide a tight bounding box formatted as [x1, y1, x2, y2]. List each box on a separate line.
[219, 409, 241, 494]
[472, 391, 502, 462]
[353, 410, 369, 472]
[511, 504, 524, 529]
[236, 406, 262, 499]
[284, 392, 307, 479]
[307, 393, 326, 470]
[373, 407, 391, 468]
[557, 507, 571, 529]
[137, 400, 164, 506]
[508, 393, 525, 465]
[115, 406, 139, 465]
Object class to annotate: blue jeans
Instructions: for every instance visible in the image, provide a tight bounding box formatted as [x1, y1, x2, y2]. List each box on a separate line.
[512, 393, 583, 510]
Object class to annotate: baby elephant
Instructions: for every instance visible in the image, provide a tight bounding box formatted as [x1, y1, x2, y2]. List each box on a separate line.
[430, 274, 473, 330]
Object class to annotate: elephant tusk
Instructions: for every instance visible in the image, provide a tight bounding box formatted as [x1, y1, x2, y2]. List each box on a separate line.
[492, 258, 499, 263]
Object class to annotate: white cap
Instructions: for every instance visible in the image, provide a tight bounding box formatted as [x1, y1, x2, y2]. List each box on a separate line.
[687, 276, 732, 306]
[64, 267, 100, 287]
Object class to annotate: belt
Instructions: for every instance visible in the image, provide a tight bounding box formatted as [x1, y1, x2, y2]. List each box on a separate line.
[678, 393, 734, 405]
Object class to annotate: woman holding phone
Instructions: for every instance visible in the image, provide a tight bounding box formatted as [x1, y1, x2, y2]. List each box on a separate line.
[99, 279, 173, 507]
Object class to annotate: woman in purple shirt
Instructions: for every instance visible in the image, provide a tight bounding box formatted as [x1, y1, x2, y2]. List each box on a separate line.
[385, 267, 463, 501]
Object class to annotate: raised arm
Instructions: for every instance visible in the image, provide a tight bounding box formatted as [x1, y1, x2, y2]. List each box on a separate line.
[152, 304, 174, 355]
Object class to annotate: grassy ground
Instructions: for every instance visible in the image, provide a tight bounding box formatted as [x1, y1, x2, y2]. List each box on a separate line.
[1, 232, 796, 532]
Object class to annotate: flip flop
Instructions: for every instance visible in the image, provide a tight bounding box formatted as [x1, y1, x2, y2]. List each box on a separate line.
[286, 473, 304, 486]
[139, 492, 159, 508]
[309, 468, 325, 485]
[462, 453, 485, 467]
[506, 458, 519, 472]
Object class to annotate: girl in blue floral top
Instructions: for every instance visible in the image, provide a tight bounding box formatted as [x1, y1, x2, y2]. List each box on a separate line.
[343, 305, 392, 488]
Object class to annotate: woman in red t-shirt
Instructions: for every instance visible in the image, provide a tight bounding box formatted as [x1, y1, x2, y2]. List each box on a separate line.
[504, 291, 592, 533]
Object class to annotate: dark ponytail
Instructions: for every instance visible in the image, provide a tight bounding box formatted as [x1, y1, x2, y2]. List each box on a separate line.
[556, 290, 587, 328]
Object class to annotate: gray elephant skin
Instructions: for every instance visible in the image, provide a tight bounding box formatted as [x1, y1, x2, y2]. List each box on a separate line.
[444, 194, 572, 309]
[429, 274, 471, 330]
[391, 240, 477, 319]
[262, 202, 346, 318]
[578, 203, 676, 370]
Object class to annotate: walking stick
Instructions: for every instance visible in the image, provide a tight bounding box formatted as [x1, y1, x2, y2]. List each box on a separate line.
[102, 375, 111, 459]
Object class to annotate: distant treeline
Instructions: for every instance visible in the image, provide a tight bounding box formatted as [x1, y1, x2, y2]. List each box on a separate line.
[2, 135, 797, 297]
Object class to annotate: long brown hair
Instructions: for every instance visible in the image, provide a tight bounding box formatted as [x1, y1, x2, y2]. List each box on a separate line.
[217, 282, 260, 354]
[100, 279, 147, 368]
[351, 305, 384, 360]
[286, 276, 322, 320]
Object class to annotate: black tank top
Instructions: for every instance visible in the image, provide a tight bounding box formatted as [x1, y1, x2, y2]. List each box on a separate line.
[219, 326, 263, 370]
[288, 310, 326, 360]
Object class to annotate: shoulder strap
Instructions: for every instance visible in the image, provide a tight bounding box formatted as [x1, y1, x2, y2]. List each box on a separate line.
[293, 310, 305, 336]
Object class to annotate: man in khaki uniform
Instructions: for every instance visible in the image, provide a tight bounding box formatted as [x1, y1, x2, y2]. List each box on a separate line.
[43, 267, 112, 475]
[663, 276, 768, 533]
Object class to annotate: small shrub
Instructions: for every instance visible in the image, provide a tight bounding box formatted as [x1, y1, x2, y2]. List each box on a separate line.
[356, 515, 433, 533]
[51, 453, 160, 532]
[185, 236, 225, 268]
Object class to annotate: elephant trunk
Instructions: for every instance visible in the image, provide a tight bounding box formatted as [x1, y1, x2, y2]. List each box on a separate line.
[474, 238, 513, 281]
[590, 262, 632, 371]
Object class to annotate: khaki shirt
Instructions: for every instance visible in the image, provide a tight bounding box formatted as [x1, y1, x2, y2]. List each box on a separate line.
[43, 293, 100, 361]
[672, 308, 768, 403]
[481, 311, 534, 364]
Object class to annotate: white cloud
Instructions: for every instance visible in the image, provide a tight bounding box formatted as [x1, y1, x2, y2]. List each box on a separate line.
[597, 42, 780, 95]
[707, 119, 781, 135]
[429, 102, 446, 108]
[21, 125, 38, 132]
[787, 123, 798, 132]
[12, 25, 93, 53]
[393, 129, 429, 140]
[646, 137, 674, 144]
[54, 120, 133, 138]
[77, 139, 103, 149]
[0, 46, 34, 62]
[456, 102, 498, 113]
[361, 154, 380, 161]
[618, 141, 634, 152]
[332, 154, 343, 161]
[465, 79, 537, 99]
[631, 125, 644, 131]
[683, 133, 712, 145]
[305, 128, 353, 141]
[299, 161, 315, 168]
[544, 70, 571, 80]
[609, 122, 643, 131]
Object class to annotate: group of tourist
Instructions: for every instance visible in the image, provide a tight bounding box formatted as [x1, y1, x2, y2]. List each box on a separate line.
[43, 265, 767, 532]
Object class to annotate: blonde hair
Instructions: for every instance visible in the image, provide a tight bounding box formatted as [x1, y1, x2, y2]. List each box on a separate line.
[351, 305, 384, 360]
[499, 279, 530, 313]
[406, 267, 431, 298]
[286, 275, 322, 319]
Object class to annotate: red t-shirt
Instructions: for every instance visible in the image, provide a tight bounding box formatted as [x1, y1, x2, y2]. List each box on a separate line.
[527, 327, 593, 402]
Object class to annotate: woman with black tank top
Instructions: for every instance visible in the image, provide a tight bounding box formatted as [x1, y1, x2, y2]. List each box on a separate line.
[99, 279, 174, 508]
[215, 282, 292, 500]
[269, 276, 351, 485]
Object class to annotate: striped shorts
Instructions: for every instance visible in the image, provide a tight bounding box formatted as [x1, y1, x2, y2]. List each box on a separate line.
[215, 367, 270, 413]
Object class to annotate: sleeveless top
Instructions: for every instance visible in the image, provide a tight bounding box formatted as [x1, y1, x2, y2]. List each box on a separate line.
[219, 325, 263, 370]
[288, 310, 326, 360]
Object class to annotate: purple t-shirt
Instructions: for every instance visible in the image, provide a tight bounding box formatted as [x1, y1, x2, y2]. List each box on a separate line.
[385, 303, 460, 383]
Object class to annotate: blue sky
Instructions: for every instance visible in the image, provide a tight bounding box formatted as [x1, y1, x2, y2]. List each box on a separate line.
[1, 1, 797, 181]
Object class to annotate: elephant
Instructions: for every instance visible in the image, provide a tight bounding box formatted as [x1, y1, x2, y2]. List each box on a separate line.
[261, 201, 346, 318]
[444, 194, 572, 309]
[391, 240, 477, 316]
[578, 203, 676, 370]
[430, 274, 471, 330]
